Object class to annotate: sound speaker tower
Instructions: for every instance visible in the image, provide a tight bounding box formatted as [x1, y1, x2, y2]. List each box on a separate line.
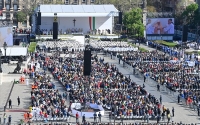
[37, 12, 41, 25]
[118, 12, 122, 25]
[182, 25, 188, 42]
[84, 50, 91, 76]
[53, 22, 58, 39]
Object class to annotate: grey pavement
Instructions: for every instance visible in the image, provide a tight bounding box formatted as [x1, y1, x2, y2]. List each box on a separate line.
[98, 53, 200, 124]
[0, 62, 29, 124]
[0, 68, 69, 124]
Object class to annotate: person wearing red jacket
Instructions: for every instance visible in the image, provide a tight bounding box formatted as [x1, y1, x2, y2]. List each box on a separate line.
[76, 112, 79, 123]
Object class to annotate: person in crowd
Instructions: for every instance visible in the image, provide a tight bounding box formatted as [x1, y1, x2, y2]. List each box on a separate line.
[172, 107, 174, 117]
[163, 19, 174, 34]
[160, 95, 162, 104]
[17, 96, 20, 106]
[93, 112, 97, 123]
[82, 114, 86, 123]
[5, 28, 13, 46]
[8, 99, 12, 109]
[3, 113, 7, 124]
[146, 19, 155, 34]
[154, 20, 163, 34]
[98, 112, 101, 123]
[76, 112, 79, 123]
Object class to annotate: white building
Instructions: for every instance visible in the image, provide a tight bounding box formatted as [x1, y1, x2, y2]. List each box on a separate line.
[32, 4, 119, 34]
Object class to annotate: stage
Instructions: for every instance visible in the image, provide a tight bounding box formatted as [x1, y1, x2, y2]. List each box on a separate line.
[33, 5, 118, 35]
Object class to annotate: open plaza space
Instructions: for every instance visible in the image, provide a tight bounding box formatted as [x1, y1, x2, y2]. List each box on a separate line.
[1, 1, 200, 124]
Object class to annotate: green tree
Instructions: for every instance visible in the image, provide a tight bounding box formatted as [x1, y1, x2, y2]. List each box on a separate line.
[181, 3, 198, 24]
[123, 8, 144, 37]
[16, 11, 27, 23]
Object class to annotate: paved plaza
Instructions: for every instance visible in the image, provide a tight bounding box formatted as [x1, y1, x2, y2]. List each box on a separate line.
[0, 45, 200, 124]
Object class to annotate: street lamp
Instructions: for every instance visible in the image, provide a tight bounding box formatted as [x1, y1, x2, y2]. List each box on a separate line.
[3, 42, 7, 63]
[0, 49, 2, 73]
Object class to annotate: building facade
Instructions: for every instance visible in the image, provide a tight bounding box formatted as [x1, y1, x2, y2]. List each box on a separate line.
[64, 0, 95, 5]
[0, 0, 95, 28]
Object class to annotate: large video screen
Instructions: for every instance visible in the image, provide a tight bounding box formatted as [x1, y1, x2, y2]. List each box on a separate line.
[0, 27, 13, 46]
[146, 18, 174, 35]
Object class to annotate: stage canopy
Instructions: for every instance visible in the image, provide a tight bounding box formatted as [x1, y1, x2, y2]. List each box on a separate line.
[33, 5, 119, 35]
[39, 5, 119, 17]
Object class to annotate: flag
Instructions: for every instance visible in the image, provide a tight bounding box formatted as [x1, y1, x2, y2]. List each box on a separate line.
[89, 17, 95, 30]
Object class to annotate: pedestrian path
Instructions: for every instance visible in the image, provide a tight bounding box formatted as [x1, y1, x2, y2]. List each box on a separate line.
[98, 54, 200, 124]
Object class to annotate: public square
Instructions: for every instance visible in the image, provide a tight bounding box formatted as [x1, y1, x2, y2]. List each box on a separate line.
[1, 0, 200, 125]
[0, 41, 199, 124]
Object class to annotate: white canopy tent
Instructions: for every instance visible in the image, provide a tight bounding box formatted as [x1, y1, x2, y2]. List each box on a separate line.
[33, 5, 119, 34]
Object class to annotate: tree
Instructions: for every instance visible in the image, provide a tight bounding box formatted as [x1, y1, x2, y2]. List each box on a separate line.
[123, 8, 145, 37]
[181, 3, 198, 25]
[16, 11, 27, 23]
[95, 0, 144, 12]
[147, 6, 156, 12]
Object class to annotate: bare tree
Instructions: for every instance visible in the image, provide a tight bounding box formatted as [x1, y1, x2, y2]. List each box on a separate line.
[94, 0, 144, 12]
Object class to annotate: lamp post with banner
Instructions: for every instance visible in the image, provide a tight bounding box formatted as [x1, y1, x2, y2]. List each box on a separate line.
[3, 42, 7, 63]
[0, 49, 2, 85]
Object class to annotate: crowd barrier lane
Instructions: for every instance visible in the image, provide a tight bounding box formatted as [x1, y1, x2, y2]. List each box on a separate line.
[4, 80, 15, 112]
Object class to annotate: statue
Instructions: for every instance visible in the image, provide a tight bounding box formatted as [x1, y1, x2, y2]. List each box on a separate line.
[13, 56, 23, 73]
[18, 55, 24, 64]
[13, 62, 22, 73]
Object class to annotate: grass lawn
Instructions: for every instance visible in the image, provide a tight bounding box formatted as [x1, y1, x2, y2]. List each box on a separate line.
[28, 42, 37, 52]
[155, 40, 177, 47]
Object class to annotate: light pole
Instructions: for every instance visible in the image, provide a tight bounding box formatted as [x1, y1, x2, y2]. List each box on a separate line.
[0, 49, 2, 85]
[0, 49, 2, 73]
[3, 42, 7, 63]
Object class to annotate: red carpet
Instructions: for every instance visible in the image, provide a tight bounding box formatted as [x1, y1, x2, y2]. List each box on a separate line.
[6, 109, 29, 112]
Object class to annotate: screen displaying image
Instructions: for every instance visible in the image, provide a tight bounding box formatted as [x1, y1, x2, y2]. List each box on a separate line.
[146, 18, 174, 35]
[0, 27, 13, 46]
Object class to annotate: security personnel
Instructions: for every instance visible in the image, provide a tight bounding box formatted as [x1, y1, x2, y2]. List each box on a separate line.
[8, 115, 11, 125]
[178, 94, 180, 103]
[82, 114, 86, 123]
[98, 112, 101, 123]
[93, 112, 97, 123]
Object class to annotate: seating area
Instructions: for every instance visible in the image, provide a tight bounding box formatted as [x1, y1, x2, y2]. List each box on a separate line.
[90, 41, 137, 51]
[27, 59, 69, 123]
[43, 51, 172, 123]
[41, 40, 85, 51]
[40, 28, 111, 35]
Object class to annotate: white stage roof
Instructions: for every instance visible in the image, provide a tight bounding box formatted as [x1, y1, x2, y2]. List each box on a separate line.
[40, 5, 119, 17]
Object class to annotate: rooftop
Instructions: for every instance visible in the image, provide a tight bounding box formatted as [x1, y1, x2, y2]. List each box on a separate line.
[39, 5, 118, 13]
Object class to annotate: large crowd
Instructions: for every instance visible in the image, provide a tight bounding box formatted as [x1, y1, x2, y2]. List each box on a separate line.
[30, 45, 173, 123]
[22, 39, 200, 124]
